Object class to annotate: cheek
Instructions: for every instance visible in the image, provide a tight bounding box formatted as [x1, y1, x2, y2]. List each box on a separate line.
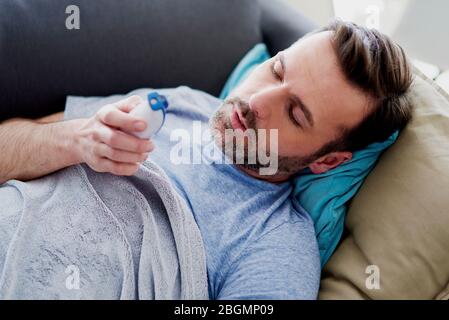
[273, 130, 320, 158]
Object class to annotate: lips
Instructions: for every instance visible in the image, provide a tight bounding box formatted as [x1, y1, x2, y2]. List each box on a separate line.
[231, 105, 248, 131]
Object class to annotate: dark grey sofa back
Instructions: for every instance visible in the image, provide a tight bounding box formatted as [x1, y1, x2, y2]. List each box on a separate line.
[0, 0, 315, 122]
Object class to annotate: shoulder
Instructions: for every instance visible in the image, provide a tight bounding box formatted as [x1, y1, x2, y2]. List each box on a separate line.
[260, 194, 317, 245]
[247, 194, 318, 266]
[159, 86, 221, 120]
[254, 219, 319, 263]
[216, 219, 321, 300]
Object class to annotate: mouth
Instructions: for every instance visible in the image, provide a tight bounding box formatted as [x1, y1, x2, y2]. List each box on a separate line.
[231, 105, 248, 131]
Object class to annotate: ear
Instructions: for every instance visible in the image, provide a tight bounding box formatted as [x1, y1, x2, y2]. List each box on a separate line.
[308, 151, 353, 174]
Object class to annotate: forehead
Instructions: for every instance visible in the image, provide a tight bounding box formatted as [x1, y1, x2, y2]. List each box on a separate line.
[282, 32, 371, 135]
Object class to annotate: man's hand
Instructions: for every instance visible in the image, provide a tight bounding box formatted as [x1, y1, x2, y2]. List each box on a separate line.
[74, 95, 155, 176]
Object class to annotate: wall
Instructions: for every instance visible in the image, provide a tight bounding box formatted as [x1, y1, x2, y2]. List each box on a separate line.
[286, 0, 449, 69]
[285, 0, 335, 26]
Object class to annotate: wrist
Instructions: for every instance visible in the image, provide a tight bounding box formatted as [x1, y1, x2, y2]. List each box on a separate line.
[62, 118, 87, 166]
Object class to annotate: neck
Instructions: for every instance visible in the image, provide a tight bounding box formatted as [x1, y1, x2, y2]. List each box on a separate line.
[235, 164, 291, 184]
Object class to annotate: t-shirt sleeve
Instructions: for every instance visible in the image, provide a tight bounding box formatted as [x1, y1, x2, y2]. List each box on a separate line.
[216, 221, 321, 300]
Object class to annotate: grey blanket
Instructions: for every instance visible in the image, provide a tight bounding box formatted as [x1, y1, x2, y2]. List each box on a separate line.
[0, 160, 208, 299]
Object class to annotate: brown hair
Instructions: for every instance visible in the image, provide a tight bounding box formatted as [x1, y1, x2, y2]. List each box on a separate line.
[312, 19, 414, 157]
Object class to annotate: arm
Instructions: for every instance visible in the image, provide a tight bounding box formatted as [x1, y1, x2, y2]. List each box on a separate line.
[0, 95, 155, 184]
[0, 115, 81, 184]
[35, 111, 65, 124]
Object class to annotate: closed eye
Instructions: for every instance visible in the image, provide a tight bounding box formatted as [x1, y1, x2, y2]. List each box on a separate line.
[271, 60, 282, 81]
[271, 61, 303, 128]
[289, 102, 303, 128]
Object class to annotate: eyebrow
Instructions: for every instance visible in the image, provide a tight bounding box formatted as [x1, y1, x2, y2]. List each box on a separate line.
[278, 53, 315, 127]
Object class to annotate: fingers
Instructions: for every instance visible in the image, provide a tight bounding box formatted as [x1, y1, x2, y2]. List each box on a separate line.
[96, 107, 146, 132]
[115, 95, 144, 113]
[82, 95, 156, 177]
[92, 158, 141, 176]
[95, 125, 154, 153]
[95, 143, 150, 163]
[96, 95, 146, 132]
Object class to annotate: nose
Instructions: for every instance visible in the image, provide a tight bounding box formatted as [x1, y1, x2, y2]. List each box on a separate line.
[248, 86, 283, 121]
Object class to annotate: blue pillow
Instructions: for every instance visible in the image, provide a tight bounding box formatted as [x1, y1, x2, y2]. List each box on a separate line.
[220, 43, 398, 266]
[292, 133, 397, 266]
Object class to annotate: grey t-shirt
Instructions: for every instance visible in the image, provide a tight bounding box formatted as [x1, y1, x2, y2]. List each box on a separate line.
[64, 86, 321, 299]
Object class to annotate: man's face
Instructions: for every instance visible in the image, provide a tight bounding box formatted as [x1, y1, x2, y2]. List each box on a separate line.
[210, 31, 372, 179]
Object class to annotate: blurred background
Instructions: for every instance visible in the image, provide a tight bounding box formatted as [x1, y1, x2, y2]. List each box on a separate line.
[286, 0, 449, 93]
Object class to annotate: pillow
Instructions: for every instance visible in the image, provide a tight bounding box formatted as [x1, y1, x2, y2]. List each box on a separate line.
[221, 43, 398, 266]
[293, 134, 398, 266]
[319, 72, 449, 300]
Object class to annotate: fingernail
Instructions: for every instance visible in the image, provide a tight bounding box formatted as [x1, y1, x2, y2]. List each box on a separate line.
[134, 121, 146, 131]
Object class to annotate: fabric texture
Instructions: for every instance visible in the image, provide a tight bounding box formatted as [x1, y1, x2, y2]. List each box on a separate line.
[0, 157, 208, 299]
[219, 43, 398, 267]
[319, 71, 449, 300]
[62, 86, 321, 300]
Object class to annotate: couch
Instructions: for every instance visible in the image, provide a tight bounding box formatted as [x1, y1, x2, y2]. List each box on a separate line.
[1, 0, 448, 299]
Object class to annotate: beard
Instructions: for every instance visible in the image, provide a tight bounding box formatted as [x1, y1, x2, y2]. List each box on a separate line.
[209, 96, 263, 169]
[209, 96, 316, 176]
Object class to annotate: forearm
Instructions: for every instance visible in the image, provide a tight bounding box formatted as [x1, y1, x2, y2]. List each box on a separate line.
[0, 118, 83, 184]
[0, 96, 156, 184]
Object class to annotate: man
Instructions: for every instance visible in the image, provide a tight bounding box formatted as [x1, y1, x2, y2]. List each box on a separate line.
[0, 20, 413, 299]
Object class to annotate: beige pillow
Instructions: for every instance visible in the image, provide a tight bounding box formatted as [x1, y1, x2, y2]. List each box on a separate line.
[319, 71, 449, 300]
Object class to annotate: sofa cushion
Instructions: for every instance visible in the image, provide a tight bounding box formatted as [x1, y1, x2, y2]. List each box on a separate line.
[319, 71, 449, 299]
[0, 0, 261, 121]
